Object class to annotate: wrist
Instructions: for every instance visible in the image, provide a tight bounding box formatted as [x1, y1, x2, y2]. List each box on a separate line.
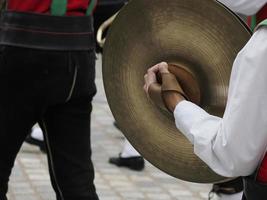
[162, 91, 185, 112]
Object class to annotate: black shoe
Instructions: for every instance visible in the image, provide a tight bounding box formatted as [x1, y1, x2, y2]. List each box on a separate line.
[25, 135, 46, 153]
[109, 154, 145, 171]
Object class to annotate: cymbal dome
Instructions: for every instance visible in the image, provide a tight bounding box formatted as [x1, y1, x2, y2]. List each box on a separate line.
[103, 0, 251, 183]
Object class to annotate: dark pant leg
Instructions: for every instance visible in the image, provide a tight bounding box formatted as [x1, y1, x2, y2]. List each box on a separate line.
[40, 99, 98, 200]
[242, 176, 267, 200]
[210, 177, 243, 199]
[39, 50, 98, 200]
[0, 105, 35, 197]
[0, 46, 38, 198]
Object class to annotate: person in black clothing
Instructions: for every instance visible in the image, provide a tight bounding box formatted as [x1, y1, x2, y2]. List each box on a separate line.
[0, 0, 99, 199]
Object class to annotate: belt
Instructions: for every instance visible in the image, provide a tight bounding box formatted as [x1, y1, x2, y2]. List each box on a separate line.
[0, 11, 95, 50]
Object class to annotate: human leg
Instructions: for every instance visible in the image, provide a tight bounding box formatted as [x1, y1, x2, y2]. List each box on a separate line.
[0, 46, 39, 198]
[31, 124, 44, 141]
[25, 124, 46, 152]
[0, 106, 35, 198]
[210, 177, 243, 200]
[219, 192, 243, 200]
[109, 138, 145, 171]
[121, 139, 141, 158]
[40, 101, 98, 200]
[39, 51, 98, 200]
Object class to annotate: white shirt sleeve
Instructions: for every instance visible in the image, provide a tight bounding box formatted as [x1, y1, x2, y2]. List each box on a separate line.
[174, 27, 267, 177]
[217, 0, 267, 15]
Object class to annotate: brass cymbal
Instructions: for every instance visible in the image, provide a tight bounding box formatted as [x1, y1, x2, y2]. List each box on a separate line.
[102, 0, 251, 183]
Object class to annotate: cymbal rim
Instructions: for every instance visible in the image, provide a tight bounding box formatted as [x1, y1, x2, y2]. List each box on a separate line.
[103, 0, 251, 183]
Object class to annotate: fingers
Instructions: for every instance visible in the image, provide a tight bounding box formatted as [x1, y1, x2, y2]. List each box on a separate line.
[147, 62, 169, 74]
[144, 74, 149, 93]
[158, 62, 169, 74]
[144, 61, 169, 95]
[143, 72, 157, 94]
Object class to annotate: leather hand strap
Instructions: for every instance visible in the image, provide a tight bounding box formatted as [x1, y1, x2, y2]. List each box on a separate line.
[161, 73, 188, 100]
[148, 73, 188, 112]
[148, 83, 167, 111]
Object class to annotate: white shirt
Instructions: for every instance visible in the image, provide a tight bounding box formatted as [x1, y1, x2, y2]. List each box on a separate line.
[218, 0, 267, 15]
[174, 0, 267, 177]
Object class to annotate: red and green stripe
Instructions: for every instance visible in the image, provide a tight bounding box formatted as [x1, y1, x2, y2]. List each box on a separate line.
[51, 0, 97, 16]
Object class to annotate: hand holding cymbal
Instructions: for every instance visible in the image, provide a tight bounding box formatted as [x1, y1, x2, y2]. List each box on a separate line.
[144, 62, 187, 112]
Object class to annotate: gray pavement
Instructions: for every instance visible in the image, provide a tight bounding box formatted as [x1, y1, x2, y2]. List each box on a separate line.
[7, 55, 216, 200]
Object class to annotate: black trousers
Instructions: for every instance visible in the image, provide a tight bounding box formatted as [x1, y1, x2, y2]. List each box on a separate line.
[242, 176, 267, 200]
[0, 46, 98, 200]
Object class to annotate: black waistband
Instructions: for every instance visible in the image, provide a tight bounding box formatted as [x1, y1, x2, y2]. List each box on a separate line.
[0, 11, 95, 50]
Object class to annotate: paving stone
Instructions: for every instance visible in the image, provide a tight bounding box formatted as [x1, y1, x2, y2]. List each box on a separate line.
[120, 191, 145, 199]
[168, 189, 194, 197]
[146, 193, 172, 200]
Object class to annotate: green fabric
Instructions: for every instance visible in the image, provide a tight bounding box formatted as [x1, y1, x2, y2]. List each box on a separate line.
[258, 19, 267, 27]
[255, 19, 267, 32]
[86, 0, 97, 15]
[51, 0, 97, 16]
[250, 15, 257, 31]
[51, 0, 67, 16]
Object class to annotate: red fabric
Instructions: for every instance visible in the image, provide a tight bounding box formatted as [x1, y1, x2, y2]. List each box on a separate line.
[247, 16, 252, 27]
[256, 4, 267, 23]
[258, 153, 267, 182]
[7, 0, 94, 16]
[247, 4, 267, 27]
